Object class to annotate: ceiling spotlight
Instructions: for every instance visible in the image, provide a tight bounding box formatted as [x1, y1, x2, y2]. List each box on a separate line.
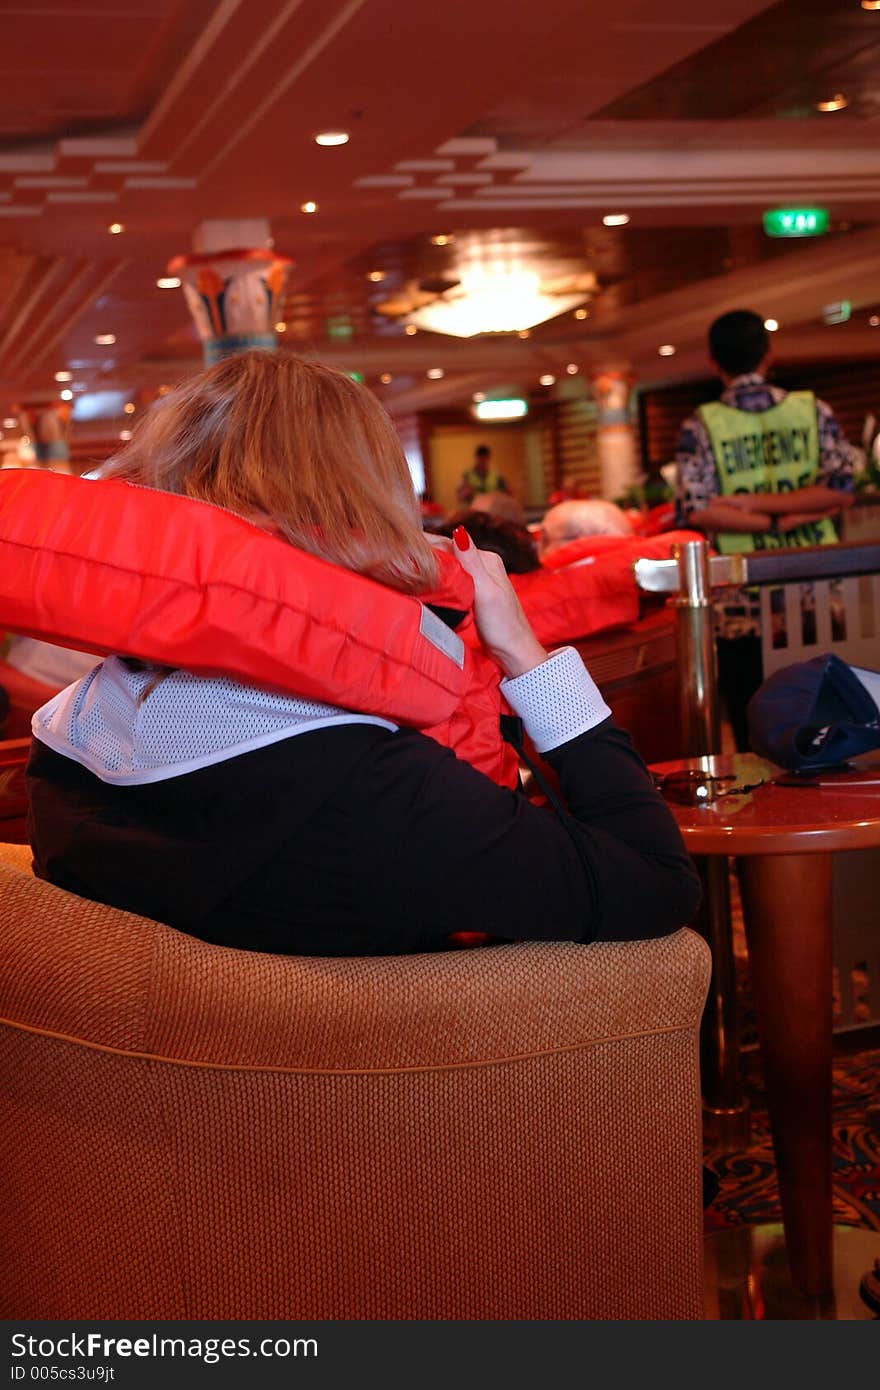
[119, 429, 132, 441]
[3, 417, 17, 428]
[574, 308, 589, 320]
[95, 332, 116, 345]
[870, 315, 880, 327]
[539, 374, 556, 386]
[54, 370, 72, 382]
[107, 222, 124, 235]
[430, 234, 454, 247]
[380, 373, 393, 385]
[156, 276, 181, 289]
[300, 200, 318, 214]
[816, 94, 848, 112]
[426, 367, 444, 380]
[367, 270, 387, 283]
[658, 344, 676, 357]
[565, 363, 578, 375]
[517, 329, 531, 339]
[315, 131, 349, 146]
[472, 392, 486, 403]
[274, 321, 287, 332]
[764, 318, 780, 332]
[59, 388, 73, 401]
[123, 401, 136, 415]
[404, 324, 418, 336]
[602, 213, 630, 227]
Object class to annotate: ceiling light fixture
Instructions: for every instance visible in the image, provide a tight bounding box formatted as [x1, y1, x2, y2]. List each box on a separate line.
[380, 373, 393, 384]
[404, 324, 417, 335]
[862, 1, 880, 9]
[108, 222, 124, 235]
[658, 344, 676, 356]
[275, 321, 287, 332]
[473, 398, 528, 422]
[539, 374, 555, 386]
[300, 200, 318, 214]
[315, 131, 349, 146]
[59, 388, 73, 401]
[54, 370, 72, 382]
[472, 392, 486, 403]
[870, 315, 880, 327]
[367, 270, 386, 283]
[566, 363, 578, 375]
[517, 329, 531, 339]
[764, 318, 780, 332]
[426, 367, 444, 379]
[602, 213, 630, 227]
[574, 308, 589, 320]
[3, 416, 17, 429]
[407, 265, 591, 338]
[119, 429, 132, 441]
[95, 333, 116, 345]
[816, 93, 848, 112]
[123, 401, 136, 415]
[156, 276, 181, 289]
[430, 234, 454, 247]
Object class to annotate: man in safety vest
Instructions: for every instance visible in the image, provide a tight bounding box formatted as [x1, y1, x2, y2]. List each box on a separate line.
[675, 308, 855, 747]
[456, 444, 509, 504]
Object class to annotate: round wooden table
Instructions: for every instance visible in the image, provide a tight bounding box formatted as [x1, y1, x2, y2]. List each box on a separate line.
[651, 751, 880, 1308]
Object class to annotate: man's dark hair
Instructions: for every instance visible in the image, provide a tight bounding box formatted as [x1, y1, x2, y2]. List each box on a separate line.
[437, 511, 539, 574]
[475, 444, 491, 459]
[708, 310, 769, 377]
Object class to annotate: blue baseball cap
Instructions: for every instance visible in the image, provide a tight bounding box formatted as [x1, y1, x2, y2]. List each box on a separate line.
[747, 653, 880, 771]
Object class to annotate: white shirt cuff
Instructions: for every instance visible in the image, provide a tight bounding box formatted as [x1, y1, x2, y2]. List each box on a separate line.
[500, 646, 611, 754]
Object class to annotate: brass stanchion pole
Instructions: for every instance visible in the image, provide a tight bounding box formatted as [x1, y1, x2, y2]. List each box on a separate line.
[672, 540, 751, 1148]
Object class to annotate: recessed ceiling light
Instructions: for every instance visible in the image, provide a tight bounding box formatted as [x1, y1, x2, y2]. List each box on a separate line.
[3, 417, 17, 428]
[472, 392, 486, 403]
[764, 318, 780, 332]
[574, 308, 589, 320]
[123, 401, 136, 415]
[108, 222, 124, 235]
[367, 270, 386, 283]
[404, 324, 417, 335]
[430, 234, 454, 247]
[380, 373, 393, 384]
[658, 344, 676, 356]
[300, 200, 318, 215]
[119, 429, 132, 441]
[54, 370, 72, 382]
[315, 131, 349, 146]
[566, 363, 578, 375]
[426, 367, 444, 380]
[816, 94, 848, 112]
[870, 315, 880, 327]
[275, 321, 287, 332]
[862, 1, 880, 9]
[95, 333, 116, 345]
[602, 213, 630, 227]
[156, 276, 181, 289]
[20, 435, 30, 447]
[59, 388, 73, 401]
[539, 374, 556, 386]
[517, 329, 531, 339]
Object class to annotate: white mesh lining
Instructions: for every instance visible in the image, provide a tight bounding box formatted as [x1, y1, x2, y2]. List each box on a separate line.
[501, 646, 611, 753]
[33, 656, 397, 786]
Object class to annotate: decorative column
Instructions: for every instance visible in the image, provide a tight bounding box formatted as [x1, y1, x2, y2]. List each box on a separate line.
[590, 370, 640, 501]
[18, 399, 72, 467]
[168, 220, 293, 366]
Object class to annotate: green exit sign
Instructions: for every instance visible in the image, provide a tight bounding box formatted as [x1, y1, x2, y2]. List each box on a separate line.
[763, 207, 830, 238]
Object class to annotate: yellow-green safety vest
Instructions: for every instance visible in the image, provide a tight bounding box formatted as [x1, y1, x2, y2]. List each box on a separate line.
[698, 392, 839, 554]
[464, 467, 503, 494]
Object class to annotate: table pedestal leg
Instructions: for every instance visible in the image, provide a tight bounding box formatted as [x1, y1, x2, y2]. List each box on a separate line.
[695, 855, 751, 1148]
[738, 852, 833, 1299]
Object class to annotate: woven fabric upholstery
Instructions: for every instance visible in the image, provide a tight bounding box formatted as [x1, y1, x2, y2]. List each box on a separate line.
[0, 844, 710, 1320]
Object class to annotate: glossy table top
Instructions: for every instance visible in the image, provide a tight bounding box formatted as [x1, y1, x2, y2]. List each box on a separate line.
[649, 752, 880, 855]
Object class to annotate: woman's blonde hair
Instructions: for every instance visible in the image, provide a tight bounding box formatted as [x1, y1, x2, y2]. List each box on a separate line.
[102, 352, 437, 594]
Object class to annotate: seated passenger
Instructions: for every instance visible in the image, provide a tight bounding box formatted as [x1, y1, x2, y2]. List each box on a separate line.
[435, 511, 540, 575]
[539, 499, 633, 560]
[26, 352, 700, 955]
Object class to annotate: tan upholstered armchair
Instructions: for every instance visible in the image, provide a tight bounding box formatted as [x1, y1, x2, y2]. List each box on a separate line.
[0, 842, 710, 1320]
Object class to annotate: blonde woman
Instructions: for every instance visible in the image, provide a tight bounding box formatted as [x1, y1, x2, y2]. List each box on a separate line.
[26, 352, 699, 955]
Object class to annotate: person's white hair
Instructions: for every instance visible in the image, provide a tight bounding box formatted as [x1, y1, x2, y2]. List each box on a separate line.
[540, 499, 632, 555]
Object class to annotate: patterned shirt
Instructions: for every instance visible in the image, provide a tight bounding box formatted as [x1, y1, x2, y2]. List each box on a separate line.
[674, 374, 855, 638]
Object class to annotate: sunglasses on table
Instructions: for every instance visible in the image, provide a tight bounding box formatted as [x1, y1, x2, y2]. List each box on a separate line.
[652, 770, 770, 807]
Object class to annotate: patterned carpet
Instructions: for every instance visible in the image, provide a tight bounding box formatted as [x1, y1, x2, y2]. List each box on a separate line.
[704, 1046, 880, 1233]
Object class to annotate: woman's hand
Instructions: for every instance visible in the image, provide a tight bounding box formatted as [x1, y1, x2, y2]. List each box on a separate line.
[451, 526, 548, 678]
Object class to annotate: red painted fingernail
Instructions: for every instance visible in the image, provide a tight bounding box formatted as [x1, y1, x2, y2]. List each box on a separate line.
[453, 525, 470, 551]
